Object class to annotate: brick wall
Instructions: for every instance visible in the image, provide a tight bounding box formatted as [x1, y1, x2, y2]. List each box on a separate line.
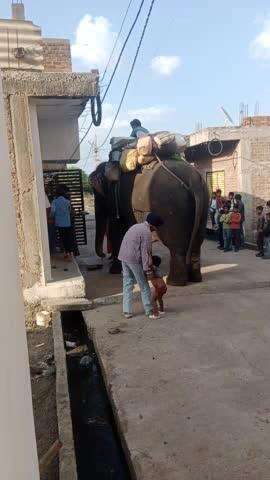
[42, 38, 72, 72]
[249, 138, 270, 234]
[242, 116, 270, 127]
[194, 152, 239, 196]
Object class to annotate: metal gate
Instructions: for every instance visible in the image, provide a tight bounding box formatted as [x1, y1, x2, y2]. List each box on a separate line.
[43, 169, 87, 246]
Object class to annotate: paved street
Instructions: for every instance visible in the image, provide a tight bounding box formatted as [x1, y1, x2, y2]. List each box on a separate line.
[84, 238, 270, 479]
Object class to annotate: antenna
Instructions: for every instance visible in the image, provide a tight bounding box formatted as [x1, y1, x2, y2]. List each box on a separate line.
[254, 101, 260, 116]
[221, 106, 234, 125]
[239, 103, 244, 125]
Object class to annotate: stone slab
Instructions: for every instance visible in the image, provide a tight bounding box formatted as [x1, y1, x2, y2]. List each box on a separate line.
[52, 313, 77, 480]
[2, 70, 98, 97]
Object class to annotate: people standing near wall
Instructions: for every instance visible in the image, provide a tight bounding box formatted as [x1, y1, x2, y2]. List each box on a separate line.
[118, 212, 164, 320]
[230, 205, 242, 253]
[264, 200, 270, 215]
[228, 192, 235, 211]
[255, 206, 265, 258]
[235, 194, 245, 247]
[209, 192, 217, 228]
[51, 185, 75, 260]
[220, 203, 232, 252]
[216, 189, 225, 249]
[263, 212, 270, 259]
[62, 185, 80, 257]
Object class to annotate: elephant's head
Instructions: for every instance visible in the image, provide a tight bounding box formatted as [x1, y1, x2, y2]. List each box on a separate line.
[89, 163, 110, 257]
[89, 162, 107, 197]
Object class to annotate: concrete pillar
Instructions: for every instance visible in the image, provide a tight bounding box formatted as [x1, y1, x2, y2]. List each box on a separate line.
[11, 2, 26, 20]
[29, 100, 51, 283]
[0, 73, 39, 478]
[9, 93, 43, 288]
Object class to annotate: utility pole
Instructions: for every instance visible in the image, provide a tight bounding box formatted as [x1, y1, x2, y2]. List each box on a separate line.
[93, 134, 100, 164]
[0, 71, 40, 479]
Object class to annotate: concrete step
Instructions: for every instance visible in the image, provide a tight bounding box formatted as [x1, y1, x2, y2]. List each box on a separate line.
[41, 297, 92, 312]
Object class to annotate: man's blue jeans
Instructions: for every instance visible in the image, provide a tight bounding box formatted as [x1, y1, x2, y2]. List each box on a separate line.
[223, 229, 232, 251]
[122, 262, 153, 316]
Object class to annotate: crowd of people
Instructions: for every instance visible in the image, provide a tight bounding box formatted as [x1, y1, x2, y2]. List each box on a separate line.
[209, 190, 270, 257]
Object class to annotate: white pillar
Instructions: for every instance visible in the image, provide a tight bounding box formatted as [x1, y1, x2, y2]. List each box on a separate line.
[29, 100, 51, 283]
[0, 73, 40, 478]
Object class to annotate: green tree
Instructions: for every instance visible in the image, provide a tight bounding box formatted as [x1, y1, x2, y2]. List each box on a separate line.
[81, 169, 92, 194]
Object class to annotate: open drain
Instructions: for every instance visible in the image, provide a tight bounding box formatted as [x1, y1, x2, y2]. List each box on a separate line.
[62, 311, 131, 480]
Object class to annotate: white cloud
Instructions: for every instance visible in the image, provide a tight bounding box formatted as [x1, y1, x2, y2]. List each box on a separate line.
[128, 106, 176, 121]
[100, 105, 176, 131]
[250, 19, 270, 60]
[150, 55, 181, 76]
[71, 15, 117, 68]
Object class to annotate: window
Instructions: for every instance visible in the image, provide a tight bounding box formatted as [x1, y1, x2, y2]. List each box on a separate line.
[206, 171, 225, 195]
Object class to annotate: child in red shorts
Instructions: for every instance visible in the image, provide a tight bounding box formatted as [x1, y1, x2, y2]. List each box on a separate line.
[151, 255, 167, 316]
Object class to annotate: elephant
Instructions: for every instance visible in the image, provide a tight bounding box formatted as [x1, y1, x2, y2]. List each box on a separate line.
[89, 158, 209, 286]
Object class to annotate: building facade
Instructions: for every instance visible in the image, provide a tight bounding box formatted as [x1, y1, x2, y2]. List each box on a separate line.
[186, 116, 270, 244]
[1, 3, 100, 324]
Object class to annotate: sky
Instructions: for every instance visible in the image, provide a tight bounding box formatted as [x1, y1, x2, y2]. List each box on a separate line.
[2, 0, 270, 172]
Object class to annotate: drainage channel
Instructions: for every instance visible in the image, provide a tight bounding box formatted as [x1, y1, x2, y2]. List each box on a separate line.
[62, 311, 132, 480]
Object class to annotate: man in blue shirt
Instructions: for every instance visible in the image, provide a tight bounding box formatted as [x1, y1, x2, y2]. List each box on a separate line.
[51, 185, 74, 259]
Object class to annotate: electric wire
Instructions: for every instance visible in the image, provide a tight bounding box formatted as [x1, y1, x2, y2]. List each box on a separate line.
[69, 0, 145, 162]
[98, 0, 156, 148]
[101, 0, 134, 83]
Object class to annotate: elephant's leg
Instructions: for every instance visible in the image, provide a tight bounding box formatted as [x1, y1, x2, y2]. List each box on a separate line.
[95, 215, 106, 258]
[108, 219, 123, 274]
[167, 251, 188, 286]
[94, 194, 108, 258]
[189, 250, 202, 283]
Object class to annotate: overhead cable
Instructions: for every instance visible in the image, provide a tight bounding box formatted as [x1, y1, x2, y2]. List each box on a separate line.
[69, 0, 145, 161]
[98, 0, 156, 148]
[101, 0, 134, 83]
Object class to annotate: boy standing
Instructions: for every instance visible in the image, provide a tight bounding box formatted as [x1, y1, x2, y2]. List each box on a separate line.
[151, 256, 167, 316]
[256, 206, 265, 257]
[230, 205, 241, 252]
[220, 204, 232, 252]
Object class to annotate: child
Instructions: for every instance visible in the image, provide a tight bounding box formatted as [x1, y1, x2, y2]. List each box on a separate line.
[209, 192, 217, 228]
[219, 204, 232, 252]
[256, 206, 265, 257]
[230, 205, 241, 252]
[228, 192, 235, 211]
[51, 185, 74, 260]
[151, 256, 167, 316]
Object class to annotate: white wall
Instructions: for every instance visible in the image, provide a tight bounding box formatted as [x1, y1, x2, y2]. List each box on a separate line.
[0, 73, 40, 479]
[39, 116, 80, 162]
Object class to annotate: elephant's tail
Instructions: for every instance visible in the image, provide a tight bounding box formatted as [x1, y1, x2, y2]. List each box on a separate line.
[186, 173, 204, 264]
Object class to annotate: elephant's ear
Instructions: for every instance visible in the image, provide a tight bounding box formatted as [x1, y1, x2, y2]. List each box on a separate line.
[89, 172, 106, 196]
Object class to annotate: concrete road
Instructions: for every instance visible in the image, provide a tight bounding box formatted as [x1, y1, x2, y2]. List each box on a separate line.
[84, 242, 270, 479]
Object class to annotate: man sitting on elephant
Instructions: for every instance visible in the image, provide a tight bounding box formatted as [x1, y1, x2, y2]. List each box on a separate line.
[118, 212, 164, 320]
[130, 118, 149, 138]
